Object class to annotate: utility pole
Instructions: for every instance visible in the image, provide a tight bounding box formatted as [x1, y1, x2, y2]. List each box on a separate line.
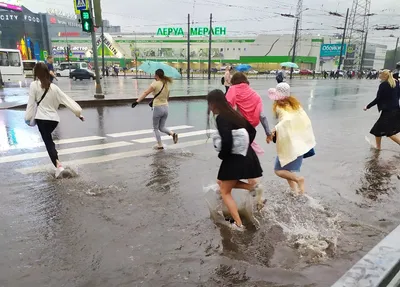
[88, 0, 104, 98]
[338, 8, 349, 70]
[393, 37, 399, 69]
[207, 13, 212, 80]
[359, 31, 368, 72]
[290, 18, 299, 79]
[187, 14, 190, 80]
[64, 24, 71, 75]
[101, 24, 105, 77]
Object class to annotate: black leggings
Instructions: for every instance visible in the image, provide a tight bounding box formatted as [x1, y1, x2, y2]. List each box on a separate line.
[36, 119, 59, 167]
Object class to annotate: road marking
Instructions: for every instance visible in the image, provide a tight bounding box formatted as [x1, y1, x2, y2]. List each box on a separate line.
[53, 136, 106, 145]
[132, 130, 214, 143]
[107, 125, 193, 138]
[15, 139, 209, 175]
[0, 142, 133, 164]
[1, 136, 107, 151]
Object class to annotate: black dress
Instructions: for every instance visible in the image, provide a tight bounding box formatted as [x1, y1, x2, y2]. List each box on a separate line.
[216, 115, 263, 181]
[367, 81, 400, 137]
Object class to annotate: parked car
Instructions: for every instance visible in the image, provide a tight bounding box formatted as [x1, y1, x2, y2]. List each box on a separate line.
[69, 69, 96, 80]
[300, 69, 313, 75]
[293, 69, 300, 74]
[248, 70, 259, 74]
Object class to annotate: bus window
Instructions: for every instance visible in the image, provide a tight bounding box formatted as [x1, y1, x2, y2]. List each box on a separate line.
[0, 51, 9, 66]
[8, 52, 21, 67]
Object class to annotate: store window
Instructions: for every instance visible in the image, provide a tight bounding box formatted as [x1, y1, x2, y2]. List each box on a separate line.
[220, 48, 223, 52]
[227, 48, 229, 51]
[233, 48, 235, 51]
[238, 48, 241, 51]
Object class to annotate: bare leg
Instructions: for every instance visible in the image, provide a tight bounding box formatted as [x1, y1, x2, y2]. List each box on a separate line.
[375, 136, 382, 150]
[287, 180, 298, 192]
[235, 180, 256, 191]
[248, 178, 258, 186]
[389, 134, 400, 145]
[220, 180, 242, 226]
[275, 170, 305, 195]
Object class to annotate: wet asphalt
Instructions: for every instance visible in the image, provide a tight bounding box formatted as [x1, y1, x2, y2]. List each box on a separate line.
[0, 78, 399, 286]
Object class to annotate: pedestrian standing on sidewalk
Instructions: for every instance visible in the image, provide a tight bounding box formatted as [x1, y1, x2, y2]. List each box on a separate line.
[224, 66, 232, 93]
[208, 89, 263, 231]
[364, 70, 400, 149]
[268, 83, 316, 195]
[24, 63, 84, 178]
[132, 69, 178, 149]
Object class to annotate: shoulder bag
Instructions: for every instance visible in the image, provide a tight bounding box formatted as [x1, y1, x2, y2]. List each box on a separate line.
[27, 88, 49, 127]
[149, 83, 165, 108]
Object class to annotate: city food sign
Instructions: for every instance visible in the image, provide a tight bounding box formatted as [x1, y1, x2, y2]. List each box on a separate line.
[156, 26, 227, 37]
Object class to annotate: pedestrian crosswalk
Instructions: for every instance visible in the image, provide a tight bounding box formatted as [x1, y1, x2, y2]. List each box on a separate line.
[2, 125, 214, 175]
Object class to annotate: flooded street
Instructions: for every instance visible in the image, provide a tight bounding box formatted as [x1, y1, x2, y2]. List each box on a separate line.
[0, 78, 399, 286]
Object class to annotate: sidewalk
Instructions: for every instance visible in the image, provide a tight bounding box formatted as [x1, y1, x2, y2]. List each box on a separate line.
[0, 78, 208, 110]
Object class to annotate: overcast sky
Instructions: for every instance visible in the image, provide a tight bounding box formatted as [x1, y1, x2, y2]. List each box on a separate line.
[19, 0, 400, 48]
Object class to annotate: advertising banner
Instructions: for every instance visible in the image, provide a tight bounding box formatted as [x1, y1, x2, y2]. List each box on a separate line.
[320, 44, 346, 58]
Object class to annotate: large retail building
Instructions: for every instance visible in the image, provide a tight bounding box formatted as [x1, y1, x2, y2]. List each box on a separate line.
[50, 27, 387, 71]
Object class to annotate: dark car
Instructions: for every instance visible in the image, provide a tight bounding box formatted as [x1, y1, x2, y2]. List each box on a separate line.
[69, 69, 96, 80]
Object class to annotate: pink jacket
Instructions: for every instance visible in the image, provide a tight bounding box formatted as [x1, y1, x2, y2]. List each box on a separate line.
[225, 83, 262, 127]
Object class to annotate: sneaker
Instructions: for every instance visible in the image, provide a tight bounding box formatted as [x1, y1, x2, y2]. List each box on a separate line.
[55, 166, 65, 179]
[173, 133, 178, 144]
[231, 223, 245, 232]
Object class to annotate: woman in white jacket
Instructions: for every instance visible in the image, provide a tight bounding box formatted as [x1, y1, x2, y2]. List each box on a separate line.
[25, 63, 84, 178]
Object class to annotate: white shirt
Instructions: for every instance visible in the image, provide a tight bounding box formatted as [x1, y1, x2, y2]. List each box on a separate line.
[25, 80, 82, 123]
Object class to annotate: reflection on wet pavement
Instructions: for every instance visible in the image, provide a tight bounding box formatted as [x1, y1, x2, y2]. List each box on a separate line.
[0, 79, 399, 286]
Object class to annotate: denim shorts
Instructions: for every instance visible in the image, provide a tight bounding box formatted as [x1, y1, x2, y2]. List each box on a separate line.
[274, 156, 303, 172]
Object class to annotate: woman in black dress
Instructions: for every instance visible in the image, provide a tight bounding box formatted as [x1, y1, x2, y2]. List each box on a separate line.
[207, 89, 263, 231]
[364, 70, 400, 150]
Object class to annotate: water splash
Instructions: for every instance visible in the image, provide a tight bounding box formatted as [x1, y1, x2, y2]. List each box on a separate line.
[261, 189, 340, 262]
[203, 183, 260, 228]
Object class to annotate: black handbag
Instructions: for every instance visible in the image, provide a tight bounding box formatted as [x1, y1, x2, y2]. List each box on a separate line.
[149, 83, 165, 108]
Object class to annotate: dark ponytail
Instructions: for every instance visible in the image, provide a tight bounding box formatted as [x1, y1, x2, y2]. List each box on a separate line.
[155, 69, 173, 84]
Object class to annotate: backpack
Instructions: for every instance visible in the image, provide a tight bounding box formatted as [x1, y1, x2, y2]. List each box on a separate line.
[276, 72, 284, 83]
[221, 76, 225, 85]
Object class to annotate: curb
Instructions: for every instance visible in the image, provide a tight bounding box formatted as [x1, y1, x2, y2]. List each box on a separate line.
[6, 95, 207, 110]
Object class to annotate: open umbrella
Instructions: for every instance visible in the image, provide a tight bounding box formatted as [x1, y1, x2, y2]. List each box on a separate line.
[138, 61, 181, 78]
[235, 64, 252, 72]
[280, 62, 299, 69]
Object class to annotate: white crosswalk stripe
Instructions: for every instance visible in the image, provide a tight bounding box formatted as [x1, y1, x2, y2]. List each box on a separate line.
[107, 125, 193, 138]
[15, 139, 210, 175]
[0, 142, 133, 164]
[132, 130, 214, 143]
[1, 125, 213, 174]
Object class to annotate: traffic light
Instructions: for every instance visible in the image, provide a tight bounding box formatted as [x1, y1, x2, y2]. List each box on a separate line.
[80, 10, 93, 33]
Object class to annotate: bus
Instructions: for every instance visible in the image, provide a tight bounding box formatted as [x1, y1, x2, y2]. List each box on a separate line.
[0, 49, 24, 83]
[22, 60, 42, 78]
[56, 61, 89, 77]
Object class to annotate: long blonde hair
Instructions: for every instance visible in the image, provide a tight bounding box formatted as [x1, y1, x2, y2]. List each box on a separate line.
[380, 69, 396, 88]
[273, 96, 302, 116]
